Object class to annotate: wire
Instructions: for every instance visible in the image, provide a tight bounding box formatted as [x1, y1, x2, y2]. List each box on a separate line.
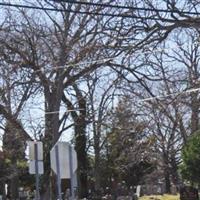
[21, 87, 200, 117]
[45, 109, 84, 115]
[0, 2, 183, 21]
[140, 87, 200, 102]
[33, 57, 113, 73]
[51, 0, 200, 16]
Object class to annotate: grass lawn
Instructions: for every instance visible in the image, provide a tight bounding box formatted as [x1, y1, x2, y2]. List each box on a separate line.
[139, 194, 179, 200]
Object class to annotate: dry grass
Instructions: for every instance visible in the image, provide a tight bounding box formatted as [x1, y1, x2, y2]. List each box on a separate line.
[139, 194, 179, 200]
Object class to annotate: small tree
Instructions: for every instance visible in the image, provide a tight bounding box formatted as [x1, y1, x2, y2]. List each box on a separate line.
[180, 131, 200, 184]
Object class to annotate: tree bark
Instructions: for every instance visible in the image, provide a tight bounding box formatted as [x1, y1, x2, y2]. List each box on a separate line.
[94, 151, 101, 192]
[62, 89, 88, 198]
[0, 181, 6, 200]
[75, 118, 88, 198]
[10, 173, 19, 200]
[164, 170, 171, 194]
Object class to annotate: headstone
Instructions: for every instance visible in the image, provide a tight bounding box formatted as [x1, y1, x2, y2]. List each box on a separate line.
[180, 186, 199, 200]
[64, 188, 70, 200]
[136, 185, 141, 197]
[171, 185, 177, 195]
[117, 196, 132, 200]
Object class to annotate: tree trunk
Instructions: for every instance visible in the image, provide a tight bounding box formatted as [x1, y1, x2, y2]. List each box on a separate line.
[94, 145, 101, 192]
[164, 169, 171, 194]
[163, 152, 171, 194]
[191, 95, 199, 134]
[10, 174, 19, 200]
[170, 154, 180, 186]
[94, 160, 101, 192]
[40, 122, 57, 200]
[0, 181, 6, 200]
[40, 94, 62, 199]
[75, 122, 88, 198]
[62, 88, 88, 198]
[40, 183, 51, 200]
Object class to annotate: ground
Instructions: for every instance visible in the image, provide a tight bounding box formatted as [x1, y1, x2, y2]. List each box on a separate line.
[139, 194, 179, 200]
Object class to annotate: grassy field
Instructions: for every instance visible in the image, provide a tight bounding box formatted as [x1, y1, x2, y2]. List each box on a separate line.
[139, 194, 179, 200]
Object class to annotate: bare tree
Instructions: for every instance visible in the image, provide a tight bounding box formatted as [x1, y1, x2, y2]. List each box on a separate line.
[118, 28, 200, 192]
[0, 57, 37, 199]
[84, 69, 120, 192]
[0, 1, 128, 198]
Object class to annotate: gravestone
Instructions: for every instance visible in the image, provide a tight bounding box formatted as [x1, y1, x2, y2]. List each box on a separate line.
[136, 185, 141, 197]
[180, 186, 199, 200]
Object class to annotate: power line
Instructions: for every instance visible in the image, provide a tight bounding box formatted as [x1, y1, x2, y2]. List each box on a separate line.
[23, 87, 200, 116]
[51, 0, 200, 16]
[140, 87, 200, 102]
[0, 2, 186, 22]
[45, 109, 84, 115]
[34, 57, 113, 73]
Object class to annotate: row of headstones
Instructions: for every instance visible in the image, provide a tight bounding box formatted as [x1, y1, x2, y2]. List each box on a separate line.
[102, 196, 138, 200]
[89, 183, 141, 200]
[0, 186, 34, 200]
[99, 185, 199, 200]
